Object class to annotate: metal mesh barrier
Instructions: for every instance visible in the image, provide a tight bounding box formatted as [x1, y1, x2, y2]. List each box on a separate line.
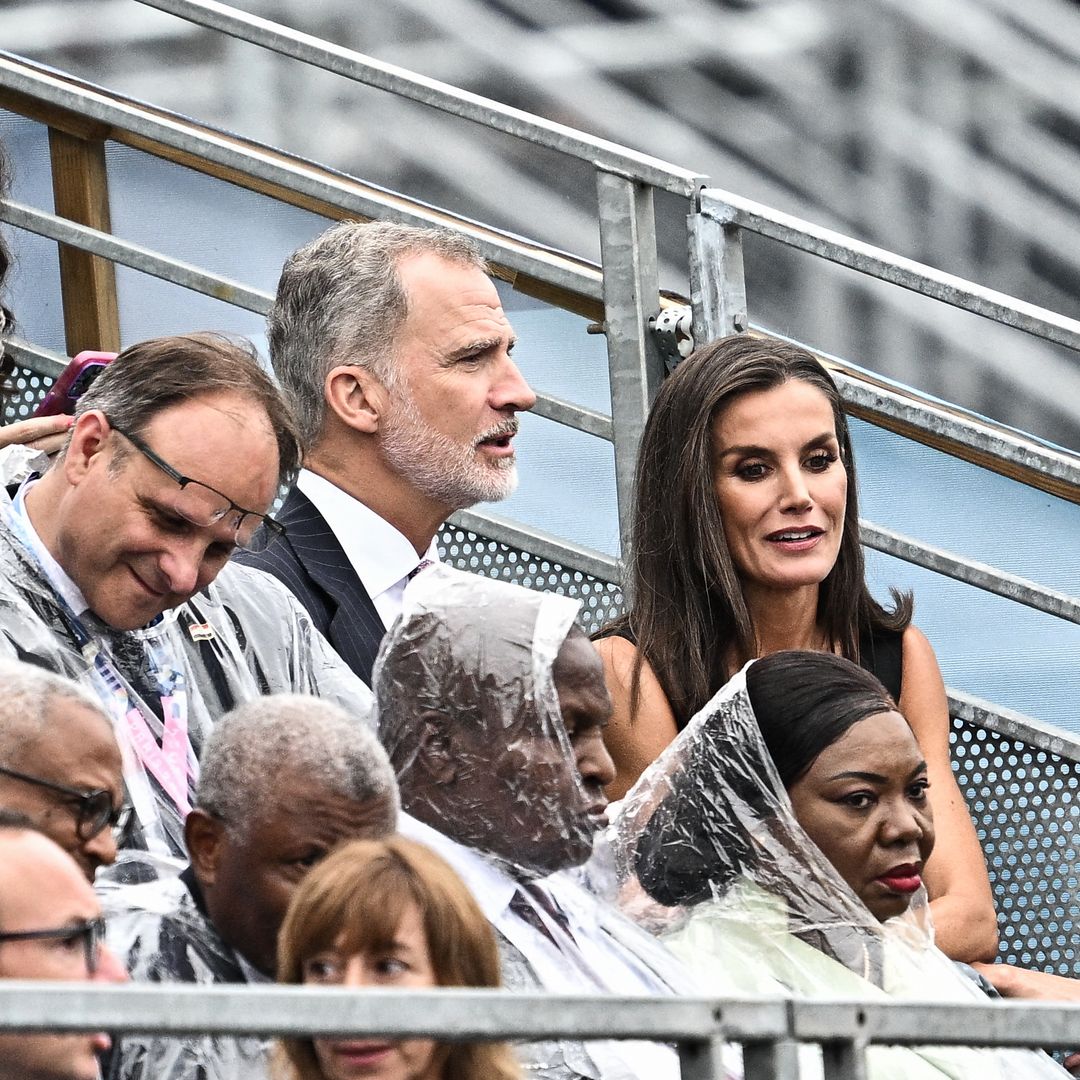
[438, 523, 623, 635]
[1, 363, 50, 420]
[952, 715, 1080, 977]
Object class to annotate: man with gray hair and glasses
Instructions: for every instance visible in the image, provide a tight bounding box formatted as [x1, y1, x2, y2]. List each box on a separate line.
[102, 693, 399, 1080]
[238, 220, 536, 684]
[0, 333, 374, 870]
[0, 659, 127, 882]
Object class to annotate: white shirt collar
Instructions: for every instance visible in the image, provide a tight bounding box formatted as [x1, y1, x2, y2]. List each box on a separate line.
[11, 479, 91, 617]
[297, 469, 440, 629]
[398, 814, 518, 921]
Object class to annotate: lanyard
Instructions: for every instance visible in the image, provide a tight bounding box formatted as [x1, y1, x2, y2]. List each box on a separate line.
[4, 494, 197, 820]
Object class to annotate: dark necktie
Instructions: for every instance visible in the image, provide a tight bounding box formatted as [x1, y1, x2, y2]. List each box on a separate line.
[510, 883, 575, 949]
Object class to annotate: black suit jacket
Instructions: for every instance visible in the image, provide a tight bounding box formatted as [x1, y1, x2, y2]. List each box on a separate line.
[234, 487, 386, 685]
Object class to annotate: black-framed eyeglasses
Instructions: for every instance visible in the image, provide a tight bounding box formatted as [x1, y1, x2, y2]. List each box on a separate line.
[107, 418, 286, 553]
[0, 917, 106, 975]
[0, 765, 133, 843]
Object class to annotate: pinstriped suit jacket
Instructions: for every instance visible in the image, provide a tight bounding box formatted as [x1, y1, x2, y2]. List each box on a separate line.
[234, 487, 385, 686]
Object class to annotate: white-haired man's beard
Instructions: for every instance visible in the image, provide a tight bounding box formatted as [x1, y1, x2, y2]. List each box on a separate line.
[379, 388, 520, 509]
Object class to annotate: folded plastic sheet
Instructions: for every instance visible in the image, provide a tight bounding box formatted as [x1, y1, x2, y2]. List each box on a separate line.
[100, 873, 270, 1080]
[612, 666, 1069, 1080]
[373, 563, 593, 881]
[375, 566, 732, 1080]
[0, 500, 373, 869]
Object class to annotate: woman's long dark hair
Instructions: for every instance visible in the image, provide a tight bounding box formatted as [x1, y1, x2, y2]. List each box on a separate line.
[0, 139, 16, 413]
[600, 334, 910, 729]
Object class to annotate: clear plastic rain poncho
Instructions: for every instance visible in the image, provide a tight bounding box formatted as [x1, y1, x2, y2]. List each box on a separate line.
[374, 565, 722, 1080]
[0, 497, 373, 874]
[100, 871, 270, 1080]
[612, 665, 1068, 1080]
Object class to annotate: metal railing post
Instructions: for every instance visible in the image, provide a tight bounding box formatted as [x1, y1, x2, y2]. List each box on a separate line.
[742, 1039, 801, 1079]
[678, 1036, 731, 1080]
[820, 1039, 869, 1080]
[596, 169, 665, 550]
[688, 197, 747, 343]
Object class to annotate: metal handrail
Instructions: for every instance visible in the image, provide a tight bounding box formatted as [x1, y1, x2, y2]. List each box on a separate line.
[133, 0, 706, 197]
[0, 52, 605, 313]
[1, 982, 1079, 1080]
[699, 187, 1080, 355]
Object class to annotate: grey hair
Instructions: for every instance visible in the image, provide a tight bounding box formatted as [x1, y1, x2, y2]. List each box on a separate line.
[268, 220, 487, 447]
[0, 660, 110, 761]
[196, 694, 399, 837]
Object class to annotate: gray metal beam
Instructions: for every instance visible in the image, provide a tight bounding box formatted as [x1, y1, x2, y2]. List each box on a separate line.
[0, 53, 603, 306]
[830, 365, 1080, 495]
[2, 337, 66, 379]
[792, 998, 1080, 1049]
[596, 170, 665, 547]
[699, 188, 1080, 355]
[688, 200, 747, 341]
[1, 199, 274, 315]
[860, 521, 1080, 625]
[132, 0, 705, 197]
[0, 983, 781, 1040]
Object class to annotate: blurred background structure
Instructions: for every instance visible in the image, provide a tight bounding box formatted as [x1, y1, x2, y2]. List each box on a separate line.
[2, 0, 1080, 448]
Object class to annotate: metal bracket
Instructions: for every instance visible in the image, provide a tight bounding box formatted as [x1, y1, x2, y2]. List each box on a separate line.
[648, 302, 695, 372]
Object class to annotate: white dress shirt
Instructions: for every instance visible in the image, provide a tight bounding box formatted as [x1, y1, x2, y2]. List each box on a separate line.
[297, 469, 440, 630]
[399, 814, 692, 1080]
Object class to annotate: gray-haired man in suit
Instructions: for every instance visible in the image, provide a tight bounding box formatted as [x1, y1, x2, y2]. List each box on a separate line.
[238, 221, 536, 685]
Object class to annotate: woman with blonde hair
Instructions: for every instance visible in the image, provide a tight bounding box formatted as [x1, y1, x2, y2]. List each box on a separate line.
[276, 836, 520, 1080]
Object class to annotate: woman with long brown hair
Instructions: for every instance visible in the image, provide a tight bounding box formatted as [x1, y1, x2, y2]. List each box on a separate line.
[595, 333, 997, 962]
[276, 836, 520, 1080]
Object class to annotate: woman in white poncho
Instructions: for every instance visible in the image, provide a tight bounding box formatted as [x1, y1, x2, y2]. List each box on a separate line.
[613, 649, 1067, 1079]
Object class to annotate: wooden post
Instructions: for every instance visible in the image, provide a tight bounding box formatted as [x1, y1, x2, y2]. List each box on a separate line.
[48, 128, 120, 355]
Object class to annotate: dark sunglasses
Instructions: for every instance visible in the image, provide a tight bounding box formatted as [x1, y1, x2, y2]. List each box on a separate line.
[0, 916, 106, 975]
[0, 764, 133, 842]
[107, 419, 286, 553]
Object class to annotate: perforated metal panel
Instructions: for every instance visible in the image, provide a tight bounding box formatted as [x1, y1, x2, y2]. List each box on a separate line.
[1, 362, 52, 421]
[952, 715, 1080, 978]
[437, 523, 623, 635]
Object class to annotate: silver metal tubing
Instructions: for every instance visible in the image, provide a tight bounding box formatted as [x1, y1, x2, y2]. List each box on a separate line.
[860, 521, 1080, 625]
[831, 365, 1080, 496]
[445, 508, 621, 585]
[0, 983, 754, 1040]
[792, 998, 1080, 1050]
[948, 688, 1080, 766]
[597, 170, 666, 544]
[2, 337, 67, 379]
[820, 1040, 868, 1080]
[0, 54, 603, 306]
[1, 199, 274, 315]
[529, 392, 613, 441]
[132, 0, 706, 197]
[699, 188, 1080, 354]
[688, 203, 747, 342]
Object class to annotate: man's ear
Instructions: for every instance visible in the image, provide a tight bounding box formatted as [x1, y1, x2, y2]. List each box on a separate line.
[324, 365, 388, 435]
[416, 711, 457, 785]
[184, 809, 226, 888]
[63, 410, 111, 485]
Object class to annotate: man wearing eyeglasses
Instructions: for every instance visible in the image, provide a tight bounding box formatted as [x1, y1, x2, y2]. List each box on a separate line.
[0, 661, 127, 882]
[0, 814, 127, 1080]
[0, 334, 374, 869]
